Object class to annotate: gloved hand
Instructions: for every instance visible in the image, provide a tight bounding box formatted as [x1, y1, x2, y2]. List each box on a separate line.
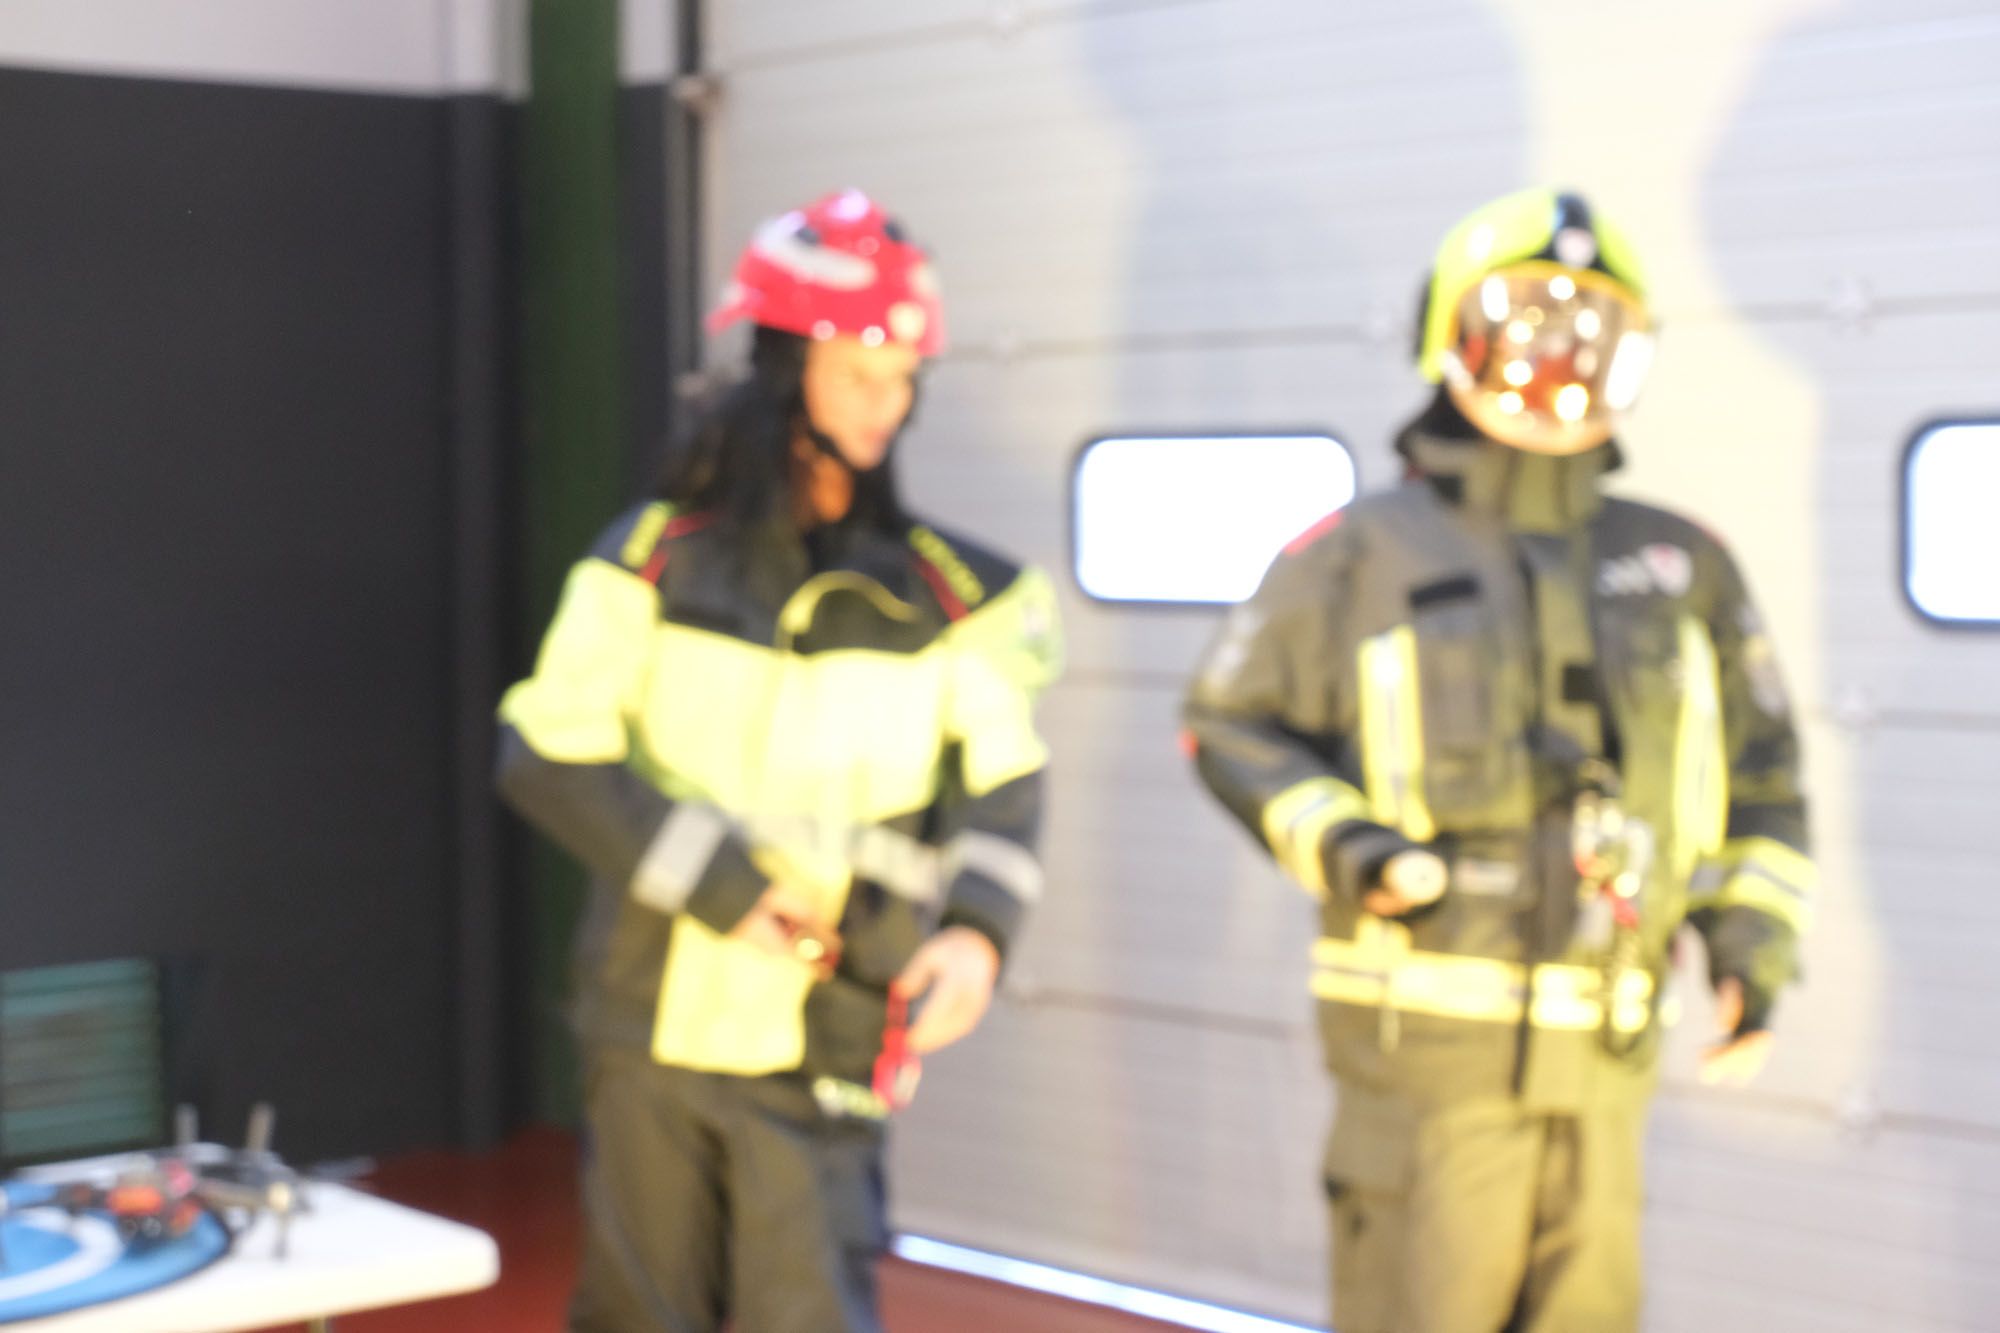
[1698, 976, 1776, 1086]
[1361, 849, 1449, 918]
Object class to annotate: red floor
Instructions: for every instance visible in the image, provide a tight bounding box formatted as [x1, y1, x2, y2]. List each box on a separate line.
[251, 1125, 1192, 1333]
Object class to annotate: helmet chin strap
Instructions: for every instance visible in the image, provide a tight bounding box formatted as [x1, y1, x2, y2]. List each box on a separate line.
[793, 414, 895, 530]
[803, 418, 856, 468]
[801, 414, 899, 476]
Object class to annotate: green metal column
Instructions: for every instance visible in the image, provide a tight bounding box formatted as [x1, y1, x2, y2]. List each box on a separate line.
[519, 0, 626, 1125]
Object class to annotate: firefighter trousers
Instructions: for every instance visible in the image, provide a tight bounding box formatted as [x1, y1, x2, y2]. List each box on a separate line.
[1323, 1075, 1649, 1333]
[569, 1047, 888, 1333]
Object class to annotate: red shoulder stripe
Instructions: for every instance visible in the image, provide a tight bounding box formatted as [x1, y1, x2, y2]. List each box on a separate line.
[638, 510, 716, 584]
[1283, 508, 1343, 556]
[913, 556, 968, 621]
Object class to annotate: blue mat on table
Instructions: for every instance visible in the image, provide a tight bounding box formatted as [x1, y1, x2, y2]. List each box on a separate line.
[0, 1180, 230, 1323]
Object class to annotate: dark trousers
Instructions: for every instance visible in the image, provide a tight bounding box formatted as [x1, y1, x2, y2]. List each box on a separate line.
[570, 1048, 888, 1333]
[1324, 1078, 1648, 1333]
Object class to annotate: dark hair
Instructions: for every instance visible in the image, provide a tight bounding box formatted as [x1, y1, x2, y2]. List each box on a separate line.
[654, 326, 911, 534]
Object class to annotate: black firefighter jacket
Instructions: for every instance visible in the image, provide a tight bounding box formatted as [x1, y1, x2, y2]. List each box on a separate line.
[1184, 428, 1812, 1112]
[496, 501, 1061, 1114]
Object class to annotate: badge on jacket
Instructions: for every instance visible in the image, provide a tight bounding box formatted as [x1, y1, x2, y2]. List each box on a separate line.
[1598, 543, 1692, 598]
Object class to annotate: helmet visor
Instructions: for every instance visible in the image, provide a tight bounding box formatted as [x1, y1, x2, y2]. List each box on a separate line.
[1441, 260, 1653, 455]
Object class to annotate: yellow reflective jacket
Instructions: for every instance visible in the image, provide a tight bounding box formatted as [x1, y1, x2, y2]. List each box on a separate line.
[1185, 432, 1811, 1110]
[497, 502, 1060, 1092]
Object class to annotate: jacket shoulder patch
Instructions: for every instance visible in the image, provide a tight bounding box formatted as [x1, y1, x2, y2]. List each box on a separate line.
[602, 502, 715, 584]
[909, 525, 990, 611]
[619, 503, 675, 569]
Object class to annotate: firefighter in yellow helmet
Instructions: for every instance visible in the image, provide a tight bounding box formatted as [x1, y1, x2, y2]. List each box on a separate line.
[1185, 188, 1811, 1331]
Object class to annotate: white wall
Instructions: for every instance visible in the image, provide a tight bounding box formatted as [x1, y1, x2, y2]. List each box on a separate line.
[699, 2, 2000, 1326]
[621, 0, 675, 85]
[0, 0, 530, 96]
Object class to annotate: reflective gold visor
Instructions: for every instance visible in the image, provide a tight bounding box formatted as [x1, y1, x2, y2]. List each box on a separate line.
[1441, 261, 1654, 455]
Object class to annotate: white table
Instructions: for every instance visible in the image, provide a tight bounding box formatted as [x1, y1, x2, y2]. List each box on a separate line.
[5, 1167, 499, 1332]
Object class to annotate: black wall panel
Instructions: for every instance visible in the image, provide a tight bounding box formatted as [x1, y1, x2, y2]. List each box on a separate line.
[0, 66, 515, 1159]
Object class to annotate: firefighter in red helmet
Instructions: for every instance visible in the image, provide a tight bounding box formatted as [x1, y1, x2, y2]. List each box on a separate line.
[498, 190, 1061, 1332]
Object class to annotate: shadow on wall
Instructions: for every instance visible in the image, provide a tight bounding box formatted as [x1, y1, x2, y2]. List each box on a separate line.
[1694, 2, 1999, 1325]
[1015, 0, 1534, 1318]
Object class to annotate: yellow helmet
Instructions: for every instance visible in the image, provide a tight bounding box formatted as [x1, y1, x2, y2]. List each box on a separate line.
[1415, 189, 1654, 455]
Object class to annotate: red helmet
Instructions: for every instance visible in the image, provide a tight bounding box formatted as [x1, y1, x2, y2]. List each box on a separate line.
[706, 189, 945, 356]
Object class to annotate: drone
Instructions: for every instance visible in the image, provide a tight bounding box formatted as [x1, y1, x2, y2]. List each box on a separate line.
[0, 1102, 315, 1268]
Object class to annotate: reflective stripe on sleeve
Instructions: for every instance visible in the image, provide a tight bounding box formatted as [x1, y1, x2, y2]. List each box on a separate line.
[1260, 776, 1375, 897]
[943, 830, 1045, 905]
[631, 802, 732, 913]
[1687, 835, 1815, 933]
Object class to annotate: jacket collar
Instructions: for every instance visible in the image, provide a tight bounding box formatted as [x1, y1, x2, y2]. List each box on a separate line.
[1394, 396, 1619, 534]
